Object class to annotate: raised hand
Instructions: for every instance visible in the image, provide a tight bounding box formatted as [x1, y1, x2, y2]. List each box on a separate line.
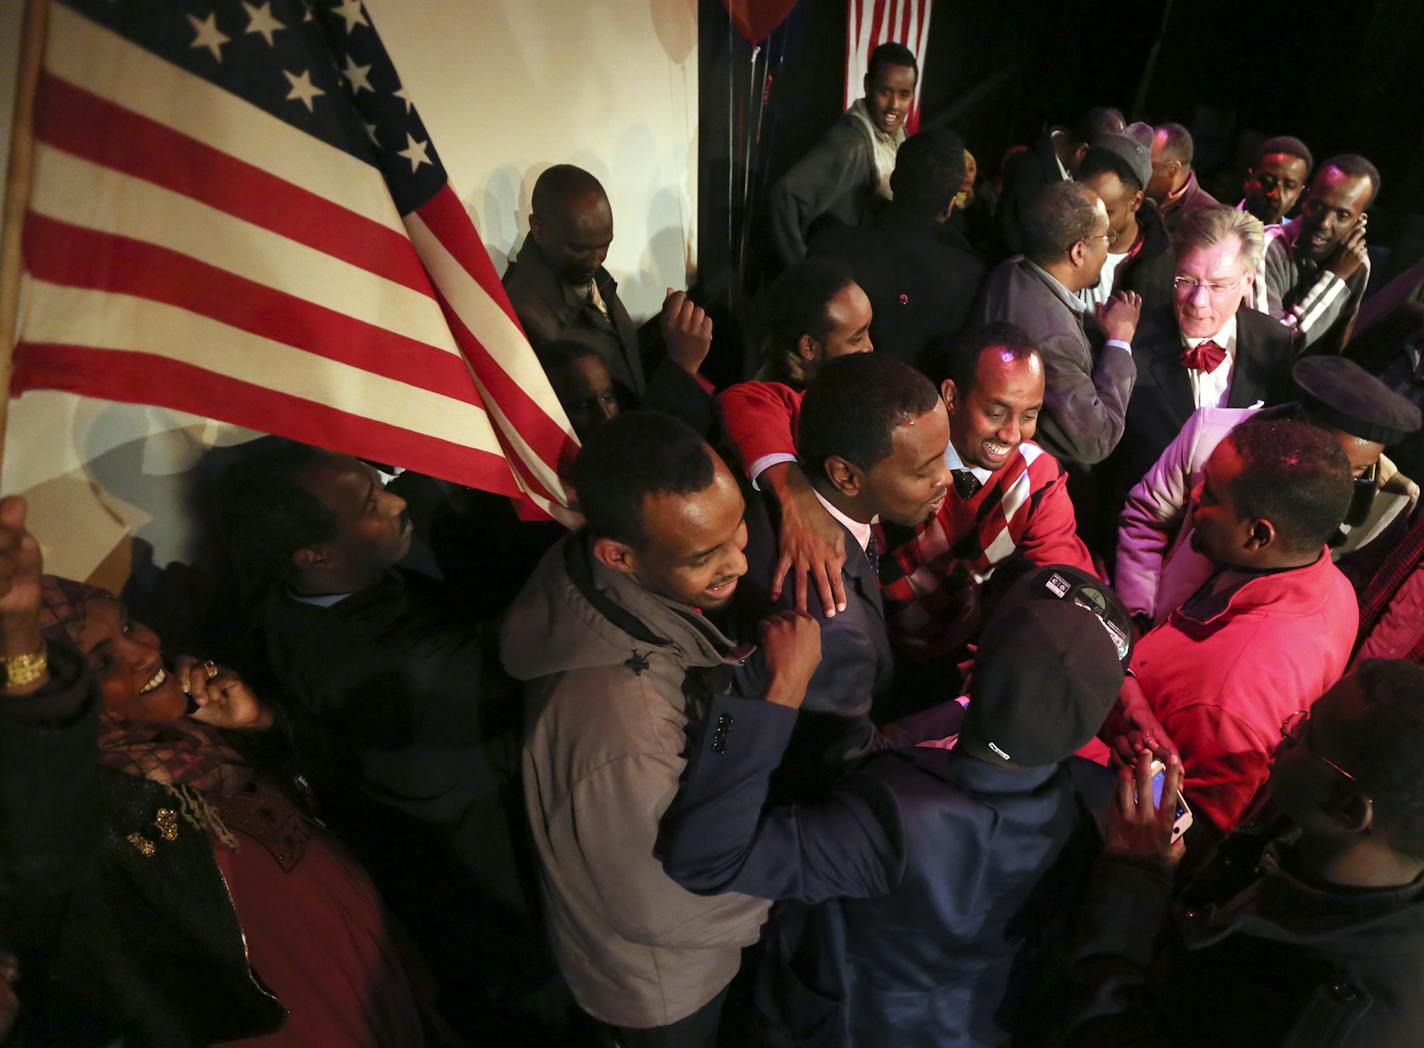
[661, 288, 713, 376]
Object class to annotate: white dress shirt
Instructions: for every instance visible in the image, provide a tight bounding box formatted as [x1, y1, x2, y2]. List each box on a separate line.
[1183, 313, 1237, 409]
[811, 487, 874, 553]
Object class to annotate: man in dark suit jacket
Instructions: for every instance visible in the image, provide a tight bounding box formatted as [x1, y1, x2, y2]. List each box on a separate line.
[997, 107, 1124, 258]
[810, 129, 984, 372]
[1110, 205, 1294, 498]
[735, 353, 953, 798]
[662, 566, 1128, 1048]
[502, 164, 713, 428]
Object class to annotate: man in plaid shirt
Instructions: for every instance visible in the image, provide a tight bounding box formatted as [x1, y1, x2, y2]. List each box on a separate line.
[718, 322, 1095, 658]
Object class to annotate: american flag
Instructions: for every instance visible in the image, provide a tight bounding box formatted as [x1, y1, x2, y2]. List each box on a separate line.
[14, 0, 576, 518]
[844, 0, 933, 135]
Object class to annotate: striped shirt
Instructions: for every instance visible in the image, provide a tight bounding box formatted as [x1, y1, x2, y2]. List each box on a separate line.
[1245, 218, 1369, 355]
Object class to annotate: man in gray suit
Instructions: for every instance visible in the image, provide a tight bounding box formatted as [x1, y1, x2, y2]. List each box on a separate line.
[976, 180, 1142, 470]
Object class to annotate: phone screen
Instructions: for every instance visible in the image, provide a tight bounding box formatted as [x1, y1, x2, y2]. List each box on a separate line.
[1151, 769, 1186, 819]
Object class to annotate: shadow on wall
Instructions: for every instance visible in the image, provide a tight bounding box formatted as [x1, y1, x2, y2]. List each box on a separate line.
[650, 0, 697, 64]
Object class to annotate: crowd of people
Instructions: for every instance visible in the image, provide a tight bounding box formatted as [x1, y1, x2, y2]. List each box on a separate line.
[5, 38, 1424, 1048]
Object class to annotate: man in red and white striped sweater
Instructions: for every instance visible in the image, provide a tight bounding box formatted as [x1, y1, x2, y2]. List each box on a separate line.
[719, 322, 1094, 659]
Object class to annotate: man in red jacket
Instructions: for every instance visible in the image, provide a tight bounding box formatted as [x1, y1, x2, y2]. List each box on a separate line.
[718, 322, 1093, 660]
[1110, 419, 1358, 839]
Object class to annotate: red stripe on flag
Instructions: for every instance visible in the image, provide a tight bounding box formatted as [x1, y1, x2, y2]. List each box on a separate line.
[24, 213, 485, 406]
[33, 73, 434, 295]
[416, 184, 525, 332]
[12, 342, 524, 498]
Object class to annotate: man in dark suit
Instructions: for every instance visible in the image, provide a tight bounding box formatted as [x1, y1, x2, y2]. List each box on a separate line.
[662, 566, 1129, 1048]
[810, 129, 984, 372]
[997, 106, 1124, 258]
[1147, 123, 1221, 236]
[736, 353, 952, 798]
[1110, 205, 1294, 498]
[502, 164, 712, 425]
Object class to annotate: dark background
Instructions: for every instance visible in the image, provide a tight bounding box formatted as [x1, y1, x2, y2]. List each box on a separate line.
[697, 0, 1424, 381]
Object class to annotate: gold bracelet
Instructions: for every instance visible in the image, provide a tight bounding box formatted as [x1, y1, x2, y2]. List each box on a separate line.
[2, 645, 48, 688]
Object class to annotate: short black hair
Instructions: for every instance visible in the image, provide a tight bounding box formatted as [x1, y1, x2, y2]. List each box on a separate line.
[890, 129, 966, 216]
[761, 258, 857, 367]
[530, 163, 606, 218]
[929, 321, 1040, 392]
[1023, 180, 1100, 265]
[535, 338, 599, 374]
[1316, 153, 1382, 206]
[1224, 420, 1353, 553]
[1339, 659, 1424, 859]
[866, 41, 918, 81]
[1069, 106, 1125, 146]
[1077, 144, 1144, 193]
[216, 438, 337, 586]
[797, 354, 941, 480]
[1155, 122, 1194, 166]
[1254, 135, 1313, 174]
[574, 411, 717, 547]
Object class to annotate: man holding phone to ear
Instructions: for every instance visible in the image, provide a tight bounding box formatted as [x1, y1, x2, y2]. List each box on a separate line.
[1062, 661, 1424, 1047]
[1244, 154, 1379, 356]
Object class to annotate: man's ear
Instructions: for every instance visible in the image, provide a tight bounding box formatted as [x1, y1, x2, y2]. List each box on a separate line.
[940, 378, 959, 415]
[592, 535, 638, 577]
[1069, 238, 1089, 268]
[863, 72, 873, 98]
[1326, 783, 1375, 835]
[1243, 517, 1276, 552]
[797, 334, 821, 363]
[292, 545, 330, 574]
[1129, 190, 1144, 215]
[529, 212, 546, 245]
[1243, 268, 1257, 289]
[824, 455, 864, 498]
[1072, 141, 1090, 168]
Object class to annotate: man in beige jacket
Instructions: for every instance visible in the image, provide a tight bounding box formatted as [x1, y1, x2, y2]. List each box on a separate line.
[502, 411, 822, 1047]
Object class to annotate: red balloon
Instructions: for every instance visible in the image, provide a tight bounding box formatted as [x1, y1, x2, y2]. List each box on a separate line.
[722, 0, 798, 44]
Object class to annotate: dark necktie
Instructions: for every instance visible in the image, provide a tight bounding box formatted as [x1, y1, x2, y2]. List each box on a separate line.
[952, 469, 983, 500]
[1181, 339, 1227, 374]
[864, 529, 879, 573]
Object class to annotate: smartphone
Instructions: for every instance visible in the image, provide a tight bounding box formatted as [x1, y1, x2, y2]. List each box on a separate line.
[1149, 760, 1193, 841]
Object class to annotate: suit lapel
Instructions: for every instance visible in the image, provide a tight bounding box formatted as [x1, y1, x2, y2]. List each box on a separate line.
[1148, 339, 1195, 430]
[1226, 310, 1268, 408]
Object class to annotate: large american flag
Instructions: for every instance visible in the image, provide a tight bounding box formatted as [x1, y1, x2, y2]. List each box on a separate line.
[14, 0, 576, 518]
[844, 0, 933, 135]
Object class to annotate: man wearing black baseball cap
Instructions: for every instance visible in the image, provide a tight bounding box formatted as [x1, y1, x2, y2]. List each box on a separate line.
[660, 566, 1126, 1048]
[1118, 354, 1421, 626]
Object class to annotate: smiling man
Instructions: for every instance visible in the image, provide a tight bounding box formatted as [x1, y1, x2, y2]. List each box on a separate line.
[1246, 153, 1380, 355]
[769, 42, 919, 266]
[501, 411, 823, 1046]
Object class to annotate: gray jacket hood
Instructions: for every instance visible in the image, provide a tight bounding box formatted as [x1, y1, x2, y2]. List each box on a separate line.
[501, 531, 738, 683]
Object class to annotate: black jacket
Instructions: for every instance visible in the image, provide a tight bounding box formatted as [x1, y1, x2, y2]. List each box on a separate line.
[502, 238, 714, 434]
[1116, 199, 1177, 312]
[1110, 304, 1294, 498]
[811, 204, 985, 372]
[997, 133, 1065, 260]
[0, 644, 287, 1046]
[768, 110, 880, 267]
[1060, 814, 1424, 1047]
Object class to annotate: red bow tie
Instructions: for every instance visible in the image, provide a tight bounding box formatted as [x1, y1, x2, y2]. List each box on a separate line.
[1181, 339, 1227, 374]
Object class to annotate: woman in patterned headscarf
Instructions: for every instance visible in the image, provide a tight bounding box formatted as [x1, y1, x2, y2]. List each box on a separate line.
[0, 498, 455, 1047]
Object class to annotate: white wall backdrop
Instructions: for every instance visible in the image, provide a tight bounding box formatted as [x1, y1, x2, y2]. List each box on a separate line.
[0, 0, 698, 583]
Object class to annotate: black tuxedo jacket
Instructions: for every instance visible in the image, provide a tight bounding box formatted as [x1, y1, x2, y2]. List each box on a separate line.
[1112, 304, 1294, 497]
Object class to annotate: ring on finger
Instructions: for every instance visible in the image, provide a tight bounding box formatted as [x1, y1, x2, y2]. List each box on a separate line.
[203, 659, 219, 680]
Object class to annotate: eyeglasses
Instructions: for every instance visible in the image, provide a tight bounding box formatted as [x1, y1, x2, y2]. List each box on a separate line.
[1173, 276, 1243, 296]
[1279, 710, 1357, 782]
[1084, 233, 1112, 246]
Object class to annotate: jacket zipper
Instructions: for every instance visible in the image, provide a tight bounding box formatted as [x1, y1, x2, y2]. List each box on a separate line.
[213, 846, 286, 1011]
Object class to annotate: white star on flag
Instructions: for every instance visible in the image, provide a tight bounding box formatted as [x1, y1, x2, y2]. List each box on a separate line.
[393, 83, 413, 113]
[187, 12, 229, 62]
[342, 55, 374, 94]
[329, 0, 369, 33]
[282, 68, 325, 112]
[396, 133, 431, 172]
[363, 121, 379, 146]
[241, 2, 284, 46]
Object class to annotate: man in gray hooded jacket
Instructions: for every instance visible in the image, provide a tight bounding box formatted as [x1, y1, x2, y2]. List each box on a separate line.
[501, 411, 823, 1048]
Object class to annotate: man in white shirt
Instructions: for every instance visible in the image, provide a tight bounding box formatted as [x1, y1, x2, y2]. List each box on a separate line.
[1107, 205, 1294, 502]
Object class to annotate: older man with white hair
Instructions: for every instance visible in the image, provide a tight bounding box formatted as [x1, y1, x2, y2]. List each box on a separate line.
[1107, 205, 1294, 501]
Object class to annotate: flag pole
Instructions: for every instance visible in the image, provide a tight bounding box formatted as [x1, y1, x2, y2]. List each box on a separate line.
[0, 0, 50, 479]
